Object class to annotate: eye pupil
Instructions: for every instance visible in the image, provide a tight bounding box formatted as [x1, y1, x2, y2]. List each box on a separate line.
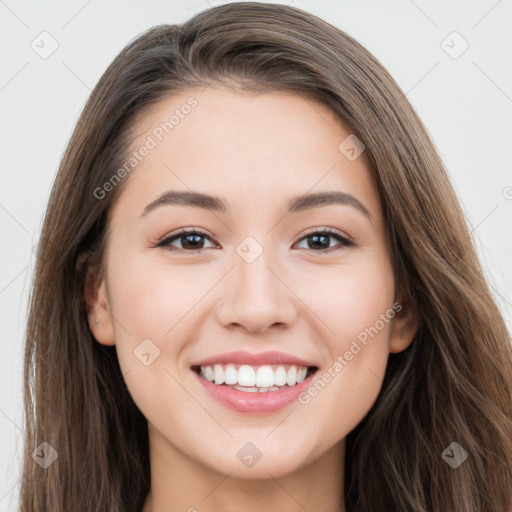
[308, 234, 330, 250]
[181, 234, 204, 249]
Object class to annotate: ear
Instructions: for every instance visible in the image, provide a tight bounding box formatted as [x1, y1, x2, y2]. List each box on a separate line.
[388, 294, 420, 353]
[82, 254, 116, 346]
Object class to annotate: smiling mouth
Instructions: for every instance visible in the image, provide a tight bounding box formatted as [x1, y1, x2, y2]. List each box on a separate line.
[191, 363, 318, 393]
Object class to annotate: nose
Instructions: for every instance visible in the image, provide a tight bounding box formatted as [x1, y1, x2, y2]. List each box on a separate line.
[215, 250, 297, 335]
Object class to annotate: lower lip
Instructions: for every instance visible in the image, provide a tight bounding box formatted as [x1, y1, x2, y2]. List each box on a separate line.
[193, 370, 316, 414]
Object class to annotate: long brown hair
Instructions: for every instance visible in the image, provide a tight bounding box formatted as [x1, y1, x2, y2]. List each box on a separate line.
[19, 2, 512, 511]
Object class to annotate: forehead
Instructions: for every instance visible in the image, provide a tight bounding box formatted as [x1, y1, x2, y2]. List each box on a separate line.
[111, 86, 381, 223]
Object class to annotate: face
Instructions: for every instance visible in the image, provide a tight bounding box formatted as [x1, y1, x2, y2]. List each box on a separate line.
[89, 86, 416, 479]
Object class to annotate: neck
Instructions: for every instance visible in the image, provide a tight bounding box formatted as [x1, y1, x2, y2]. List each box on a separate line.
[141, 423, 346, 512]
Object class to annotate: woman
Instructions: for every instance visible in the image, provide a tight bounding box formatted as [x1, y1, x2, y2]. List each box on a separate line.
[19, 2, 512, 511]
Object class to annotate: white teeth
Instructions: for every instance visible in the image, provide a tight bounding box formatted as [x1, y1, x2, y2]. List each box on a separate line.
[274, 366, 287, 386]
[204, 366, 214, 382]
[238, 365, 256, 386]
[224, 364, 238, 385]
[286, 366, 297, 387]
[297, 367, 307, 383]
[234, 385, 259, 393]
[199, 363, 312, 388]
[234, 385, 283, 393]
[213, 364, 224, 385]
[256, 366, 274, 387]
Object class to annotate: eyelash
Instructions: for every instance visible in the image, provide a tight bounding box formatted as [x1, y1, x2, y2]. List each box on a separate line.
[154, 227, 355, 254]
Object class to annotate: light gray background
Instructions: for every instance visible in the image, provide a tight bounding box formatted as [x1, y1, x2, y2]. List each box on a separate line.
[1, 0, 511, 509]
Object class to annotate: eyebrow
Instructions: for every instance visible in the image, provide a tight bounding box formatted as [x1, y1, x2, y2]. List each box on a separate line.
[140, 190, 372, 220]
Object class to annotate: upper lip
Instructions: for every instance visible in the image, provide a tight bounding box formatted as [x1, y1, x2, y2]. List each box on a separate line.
[191, 350, 317, 368]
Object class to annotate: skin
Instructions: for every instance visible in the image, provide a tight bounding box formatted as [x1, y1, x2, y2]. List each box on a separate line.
[87, 86, 419, 512]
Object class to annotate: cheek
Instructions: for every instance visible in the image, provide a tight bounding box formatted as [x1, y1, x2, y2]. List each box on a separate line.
[297, 258, 394, 436]
[107, 252, 201, 339]
[103, 253, 182, 391]
[105, 252, 220, 401]
[314, 258, 394, 351]
[104, 255, 195, 427]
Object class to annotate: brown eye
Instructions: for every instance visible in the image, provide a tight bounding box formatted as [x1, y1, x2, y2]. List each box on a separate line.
[157, 229, 217, 252]
[295, 228, 354, 253]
